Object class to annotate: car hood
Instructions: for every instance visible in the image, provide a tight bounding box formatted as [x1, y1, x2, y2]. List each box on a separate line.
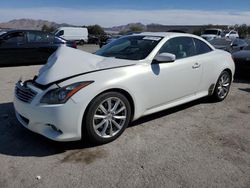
[233, 50, 250, 59]
[36, 46, 136, 85]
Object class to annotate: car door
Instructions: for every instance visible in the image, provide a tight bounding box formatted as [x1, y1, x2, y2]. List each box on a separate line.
[0, 31, 27, 66]
[145, 37, 202, 108]
[192, 38, 214, 93]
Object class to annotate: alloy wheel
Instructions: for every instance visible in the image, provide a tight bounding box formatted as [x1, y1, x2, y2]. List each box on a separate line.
[93, 97, 127, 138]
[217, 72, 230, 99]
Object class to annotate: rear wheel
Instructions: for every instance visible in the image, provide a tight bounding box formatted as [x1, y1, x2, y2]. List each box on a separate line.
[212, 71, 231, 101]
[84, 92, 131, 144]
[79, 40, 85, 45]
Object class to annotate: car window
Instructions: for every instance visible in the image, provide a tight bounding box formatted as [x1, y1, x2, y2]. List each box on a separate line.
[27, 32, 53, 43]
[203, 30, 219, 35]
[3, 32, 25, 43]
[56, 30, 64, 37]
[209, 38, 232, 46]
[159, 37, 196, 59]
[193, 38, 212, 55]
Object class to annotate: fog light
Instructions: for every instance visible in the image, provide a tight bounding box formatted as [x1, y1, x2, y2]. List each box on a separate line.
[47, 124, 62, 133]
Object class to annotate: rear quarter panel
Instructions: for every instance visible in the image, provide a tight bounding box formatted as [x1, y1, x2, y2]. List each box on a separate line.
[199, 49, 235, 93]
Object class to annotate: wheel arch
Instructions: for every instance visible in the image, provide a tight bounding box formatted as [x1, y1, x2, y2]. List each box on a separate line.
[81, 88, 135, 136]
[209, 68, 233, 96]
[223, 68, 232, 80]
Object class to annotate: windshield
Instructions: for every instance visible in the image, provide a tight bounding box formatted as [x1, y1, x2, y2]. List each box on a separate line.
[209, 38, 232, 46]
[203, 30, 219, 35]
[95, 35, 163, 60]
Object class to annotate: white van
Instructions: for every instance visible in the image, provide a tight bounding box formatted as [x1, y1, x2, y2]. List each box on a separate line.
[54, 27, 88, 45]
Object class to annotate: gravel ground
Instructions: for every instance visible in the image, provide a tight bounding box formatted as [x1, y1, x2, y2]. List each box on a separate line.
[0, 45, 249, 188]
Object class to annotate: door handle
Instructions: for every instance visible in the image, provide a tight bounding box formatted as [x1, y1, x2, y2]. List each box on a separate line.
[192, 63, 200, 69]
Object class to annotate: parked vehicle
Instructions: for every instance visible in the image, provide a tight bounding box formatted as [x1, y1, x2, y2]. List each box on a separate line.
[14, 32, 235, 144]
[225, 30, 239, 40]
[0, 30, 76, 67]
[232, 45, 250, 75]
[54, 27, 88, 45]
[88, 35, 100, 44]
[201, 29, 222, 41]
[209, 38, 248, 53]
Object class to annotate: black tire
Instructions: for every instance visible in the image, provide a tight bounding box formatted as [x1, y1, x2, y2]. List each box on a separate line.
[79, 40, 85, 45]
[212, 70, 232, 102]
[84, 92, 131, 144]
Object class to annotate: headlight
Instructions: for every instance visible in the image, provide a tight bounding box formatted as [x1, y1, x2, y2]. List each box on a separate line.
[40, 81, 94, 104]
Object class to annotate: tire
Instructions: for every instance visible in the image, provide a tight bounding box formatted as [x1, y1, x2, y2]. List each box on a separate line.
[84, 92, 131, 144]
[212, 70, 232, 102]
[79, 40, 85, 45]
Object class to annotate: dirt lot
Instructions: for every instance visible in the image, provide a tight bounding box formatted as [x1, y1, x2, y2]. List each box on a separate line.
[0, 45, 250, 188]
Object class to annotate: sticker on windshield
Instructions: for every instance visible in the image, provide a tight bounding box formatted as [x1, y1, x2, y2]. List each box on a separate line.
[143, 36, 162, 41]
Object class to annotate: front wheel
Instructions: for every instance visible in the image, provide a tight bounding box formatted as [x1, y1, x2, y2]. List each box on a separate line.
[84, 92, 131, 144]
[212, 71, 232, 101]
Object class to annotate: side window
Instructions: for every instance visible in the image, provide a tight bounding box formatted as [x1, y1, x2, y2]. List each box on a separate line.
[27, 32, 53, 43]
[193, 38, 212, 55]
[159, 37, 196, 59]
[56, 30, 64, 37]
[4, 32, 25, 44]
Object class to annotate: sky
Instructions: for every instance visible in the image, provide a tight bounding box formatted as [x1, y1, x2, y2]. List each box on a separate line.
[0, 0, 250, 27]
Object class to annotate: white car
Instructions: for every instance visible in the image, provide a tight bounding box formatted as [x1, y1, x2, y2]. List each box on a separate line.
[14, 32, 235, 144]
[201, 29, 222, 41]
[225, 30, 239, 40]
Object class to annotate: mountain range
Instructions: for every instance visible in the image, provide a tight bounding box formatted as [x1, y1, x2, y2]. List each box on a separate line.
[0, 19, 73, 30]
[0, 18, 205, 34]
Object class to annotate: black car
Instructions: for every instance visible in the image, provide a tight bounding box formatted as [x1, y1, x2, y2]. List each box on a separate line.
[209, 38, 248, 53]
[0, 30, 77, 67]
[232, 45, 250, 76]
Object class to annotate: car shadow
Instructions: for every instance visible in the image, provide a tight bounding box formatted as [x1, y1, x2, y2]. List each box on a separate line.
[130, 97, 212, 127]
[0, 102, 97, 157]
[239, 88, 250, 93]
[0, 97, 216, 157]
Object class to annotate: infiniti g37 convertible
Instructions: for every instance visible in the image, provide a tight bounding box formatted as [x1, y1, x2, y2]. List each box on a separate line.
[14, 32, 235, 144]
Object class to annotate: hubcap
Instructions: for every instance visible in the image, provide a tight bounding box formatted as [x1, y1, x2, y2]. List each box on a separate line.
[93, 97, 127, 138]
[217, 73, 230, 99]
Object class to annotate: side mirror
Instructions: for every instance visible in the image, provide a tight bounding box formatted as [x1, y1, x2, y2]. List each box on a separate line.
[153, 53, 176, 63]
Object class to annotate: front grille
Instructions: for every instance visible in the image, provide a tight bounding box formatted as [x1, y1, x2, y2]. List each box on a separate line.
[15, 81, 37, 103]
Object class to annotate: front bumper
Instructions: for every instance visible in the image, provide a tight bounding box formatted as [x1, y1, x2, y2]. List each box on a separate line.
[14, 82, 85, 141]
